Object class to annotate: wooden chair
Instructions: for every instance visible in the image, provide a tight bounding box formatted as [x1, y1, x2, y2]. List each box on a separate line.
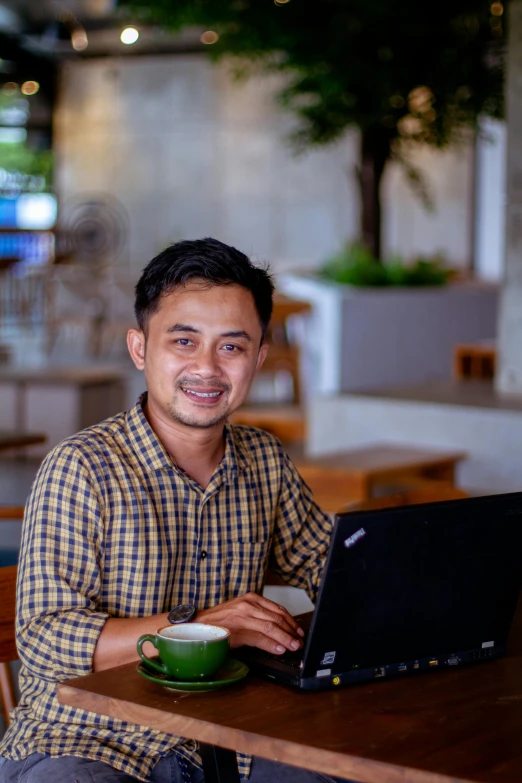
[0, 507, 24, 520]
[0, 505, 23, 726]
[230, 294, 310, 444]
[0, 564, 17, 726]
[453, 341, 496, 380]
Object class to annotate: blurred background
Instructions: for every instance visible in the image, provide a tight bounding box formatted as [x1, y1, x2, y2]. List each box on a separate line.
[1, 0, 522, 729]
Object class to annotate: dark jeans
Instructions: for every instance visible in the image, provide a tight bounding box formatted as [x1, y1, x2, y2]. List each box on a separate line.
[0, 752, 353, 782]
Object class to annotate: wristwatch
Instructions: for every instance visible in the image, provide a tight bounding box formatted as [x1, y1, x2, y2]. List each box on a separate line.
[168, 603, 196, 624]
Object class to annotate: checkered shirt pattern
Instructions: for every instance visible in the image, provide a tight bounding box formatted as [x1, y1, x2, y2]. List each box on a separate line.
[0, 395, 332, 782]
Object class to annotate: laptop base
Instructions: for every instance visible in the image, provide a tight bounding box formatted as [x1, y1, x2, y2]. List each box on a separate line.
[244, 643, 507, 690]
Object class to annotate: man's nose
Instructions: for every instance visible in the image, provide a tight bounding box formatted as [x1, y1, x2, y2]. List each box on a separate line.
[190, 345, 221, 376]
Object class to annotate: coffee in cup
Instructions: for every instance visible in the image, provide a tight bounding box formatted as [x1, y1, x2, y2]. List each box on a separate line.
[137, 623, 230, 681]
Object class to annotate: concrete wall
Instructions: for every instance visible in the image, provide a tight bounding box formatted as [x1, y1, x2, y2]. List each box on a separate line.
[54, 56, 358, 275]
[382, 140, 474, 267]
[54, 54, 475, 276]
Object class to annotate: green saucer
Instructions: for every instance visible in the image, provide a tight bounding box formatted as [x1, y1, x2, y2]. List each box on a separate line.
[137, 657, 249, 692]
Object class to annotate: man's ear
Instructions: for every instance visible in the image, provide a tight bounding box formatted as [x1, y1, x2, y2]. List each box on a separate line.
[127, 328, 146, 370]
[256, 342, 269, 372]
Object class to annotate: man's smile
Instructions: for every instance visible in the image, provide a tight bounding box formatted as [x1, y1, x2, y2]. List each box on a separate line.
[180, 385, 227, 404]
[183, 389, 222, 398]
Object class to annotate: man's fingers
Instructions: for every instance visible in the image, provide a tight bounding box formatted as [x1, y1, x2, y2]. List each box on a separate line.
[249, 606, 301, 640]
[232, 627, 297, 655]
[230, 614, 302, 653]
[242, 592, 303, 635]
[245, 592, 288, 614]
[196, 592, 305, 652]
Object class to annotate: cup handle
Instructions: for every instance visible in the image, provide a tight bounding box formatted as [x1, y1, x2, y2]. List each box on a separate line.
[137, 634, 168, 674]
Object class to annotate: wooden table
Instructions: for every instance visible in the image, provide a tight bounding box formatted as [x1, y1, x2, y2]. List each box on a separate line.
[59, 599, 522, 783]
[0, 430, 46, 451]
[288, 443, 468, 506]
[0, 366, 125, 456]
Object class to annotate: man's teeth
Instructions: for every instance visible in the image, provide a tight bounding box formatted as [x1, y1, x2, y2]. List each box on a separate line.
[183, 389, 222, 398]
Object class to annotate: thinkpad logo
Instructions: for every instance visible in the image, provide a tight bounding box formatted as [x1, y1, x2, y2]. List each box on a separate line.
[344, 528, 366, 549]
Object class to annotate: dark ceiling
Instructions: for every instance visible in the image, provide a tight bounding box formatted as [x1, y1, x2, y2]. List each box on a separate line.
[0, 1, 201, 144]
[0, 0, 201, 66]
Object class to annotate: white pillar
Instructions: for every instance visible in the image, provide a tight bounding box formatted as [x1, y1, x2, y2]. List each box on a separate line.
[496, 0, 522, 393]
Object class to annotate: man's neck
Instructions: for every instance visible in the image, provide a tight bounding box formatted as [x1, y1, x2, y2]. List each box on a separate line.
[144, 399, 226, 489]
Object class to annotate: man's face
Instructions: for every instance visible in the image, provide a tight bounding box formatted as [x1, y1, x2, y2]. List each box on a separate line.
[128, 281, 267, 430]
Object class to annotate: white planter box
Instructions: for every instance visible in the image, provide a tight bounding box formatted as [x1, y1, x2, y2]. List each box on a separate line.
[277, 274, 499, 396]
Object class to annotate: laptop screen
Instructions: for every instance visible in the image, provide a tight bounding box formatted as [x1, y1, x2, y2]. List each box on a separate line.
[302, 494, 522, 677]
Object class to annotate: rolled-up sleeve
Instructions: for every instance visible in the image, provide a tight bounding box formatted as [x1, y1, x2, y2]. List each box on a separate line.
[270, 452, 334, 603]
[16, 444, 109, 681]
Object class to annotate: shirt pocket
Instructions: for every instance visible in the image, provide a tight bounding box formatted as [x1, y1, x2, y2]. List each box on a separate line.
[225, 539, 271, 599]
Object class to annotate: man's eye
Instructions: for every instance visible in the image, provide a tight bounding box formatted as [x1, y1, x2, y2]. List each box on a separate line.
[223, 344, 239, 352]
[175, 339, 193, 346]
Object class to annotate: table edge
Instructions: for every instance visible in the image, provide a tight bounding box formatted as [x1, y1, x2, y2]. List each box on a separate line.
[57, 683, 476, 783]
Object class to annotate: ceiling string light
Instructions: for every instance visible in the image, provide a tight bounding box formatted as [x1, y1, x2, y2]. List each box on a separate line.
[120, 27, 140, 45]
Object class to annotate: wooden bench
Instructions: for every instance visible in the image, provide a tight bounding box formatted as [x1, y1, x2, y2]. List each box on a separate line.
[287, 443, 467, 509]
[231, 404, 306, 443]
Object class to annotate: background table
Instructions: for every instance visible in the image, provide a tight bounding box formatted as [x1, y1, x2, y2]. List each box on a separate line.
[288, 443, 468, 504]
[0, 366, 126, 456]
[59, 598, 522, 783]
[0, 431, 46, 451]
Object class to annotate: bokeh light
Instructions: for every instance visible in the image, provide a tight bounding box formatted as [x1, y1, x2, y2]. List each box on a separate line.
[389, 94, 405, 109]
[21, 81, 39, 96]
[2, 82, 18, 95]
[408, 85, 434, 114]
[200, 30, 219, 45]
[398, 115, 422, 136]
[120, 27, 140, 45]
[71, 30, 89, 51]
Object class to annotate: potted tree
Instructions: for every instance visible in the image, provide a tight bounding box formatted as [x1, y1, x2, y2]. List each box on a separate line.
[120, 0, 503, 393]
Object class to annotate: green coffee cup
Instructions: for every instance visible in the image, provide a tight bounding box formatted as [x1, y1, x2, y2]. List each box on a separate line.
[137, 623, 230, 681]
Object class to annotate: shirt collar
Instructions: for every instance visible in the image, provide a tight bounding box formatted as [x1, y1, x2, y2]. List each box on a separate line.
[125, 393, 173, 472]
[125, 393, 252, 480]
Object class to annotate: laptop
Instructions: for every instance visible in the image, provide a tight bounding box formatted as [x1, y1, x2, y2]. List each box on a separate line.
[240, 492, 522, 690]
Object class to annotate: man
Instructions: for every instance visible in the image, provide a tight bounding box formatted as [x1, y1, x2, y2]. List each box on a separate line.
[0, 238, 344, 783]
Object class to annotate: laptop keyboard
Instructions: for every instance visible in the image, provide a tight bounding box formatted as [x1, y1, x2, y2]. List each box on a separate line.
[256, 646, 303, 669]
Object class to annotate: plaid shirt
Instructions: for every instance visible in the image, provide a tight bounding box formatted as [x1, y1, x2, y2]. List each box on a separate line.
[0, 395, 332, 781]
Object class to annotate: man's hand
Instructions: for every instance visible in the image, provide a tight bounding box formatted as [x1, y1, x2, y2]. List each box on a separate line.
[196, 592, 305, 655]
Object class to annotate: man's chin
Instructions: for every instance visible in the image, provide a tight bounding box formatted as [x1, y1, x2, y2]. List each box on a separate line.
[168, 405, 230, 430]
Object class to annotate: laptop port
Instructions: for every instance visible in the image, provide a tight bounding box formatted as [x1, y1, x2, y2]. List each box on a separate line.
[374, 667, 385, 678]
[447, 656, 459, 666]
[428, 659, 438, 666]
[397, 663, 407, 672]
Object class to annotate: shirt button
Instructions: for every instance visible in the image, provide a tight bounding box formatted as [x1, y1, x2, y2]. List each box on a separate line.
[201, 550, 208, 559]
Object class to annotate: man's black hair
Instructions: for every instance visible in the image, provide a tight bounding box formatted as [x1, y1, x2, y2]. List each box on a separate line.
[134, 237, 275, 338]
